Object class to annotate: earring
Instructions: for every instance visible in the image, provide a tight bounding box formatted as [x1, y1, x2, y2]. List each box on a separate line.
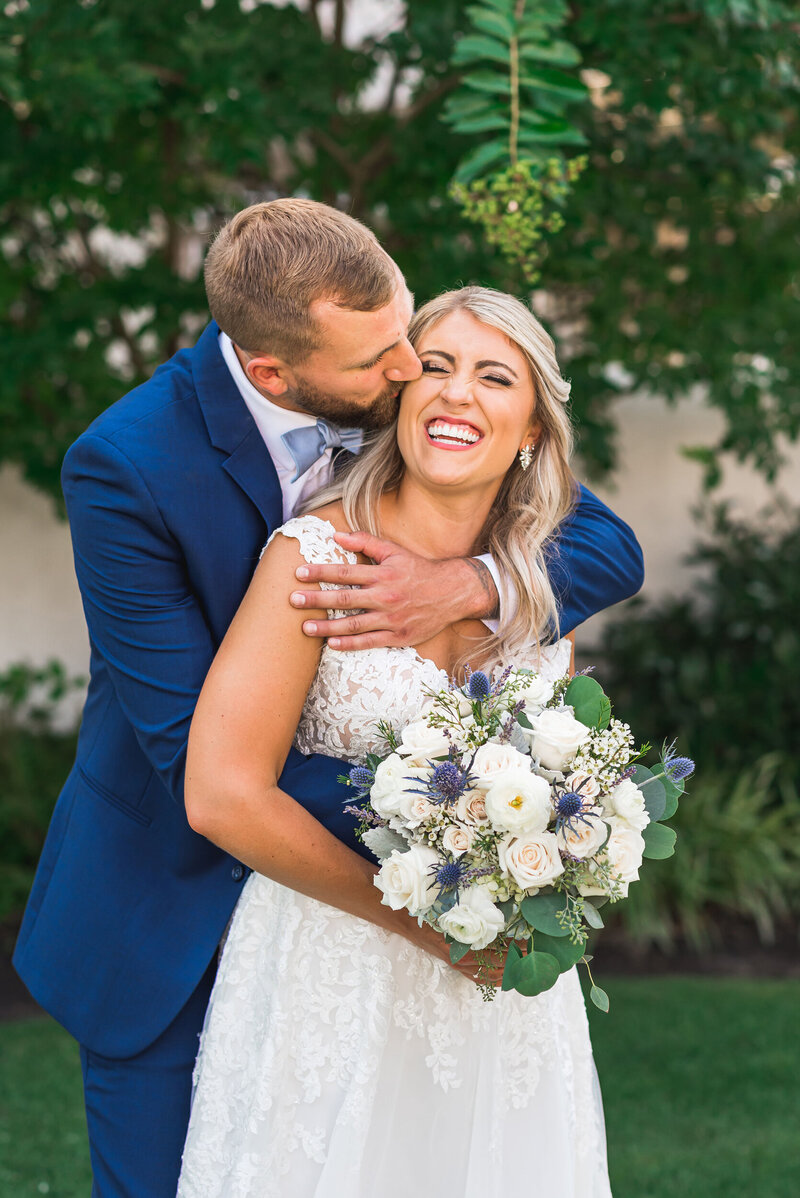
[519, 443, 535, 470]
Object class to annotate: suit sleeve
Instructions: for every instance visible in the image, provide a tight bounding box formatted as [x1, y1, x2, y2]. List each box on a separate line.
[546, 483, 644, 634]
[62, 434, 353, 832]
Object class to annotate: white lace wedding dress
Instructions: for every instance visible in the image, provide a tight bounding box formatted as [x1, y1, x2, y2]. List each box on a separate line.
[177, 516, 612, 1198]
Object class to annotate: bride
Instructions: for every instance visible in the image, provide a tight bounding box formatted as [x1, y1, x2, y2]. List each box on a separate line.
[178, 286, 613, 1197]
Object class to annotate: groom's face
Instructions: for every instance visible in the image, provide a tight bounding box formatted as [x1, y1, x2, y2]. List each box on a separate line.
[246, 282, 422, 428]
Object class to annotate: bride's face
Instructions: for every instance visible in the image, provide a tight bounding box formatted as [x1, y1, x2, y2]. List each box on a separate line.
[396, 310, 539, 495]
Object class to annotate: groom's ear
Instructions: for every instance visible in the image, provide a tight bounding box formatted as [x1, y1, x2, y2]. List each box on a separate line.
[245, 355, 292, 398]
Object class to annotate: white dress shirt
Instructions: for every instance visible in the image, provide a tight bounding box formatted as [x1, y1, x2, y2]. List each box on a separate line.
[218, 331, 504, 628]
[219, 332, 335, 521]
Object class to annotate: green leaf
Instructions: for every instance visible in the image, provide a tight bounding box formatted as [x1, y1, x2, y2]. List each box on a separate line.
[449, 940, 472, 964]
[452, 34, 510, 68]
[516, 710, 533, 729]
[517, 124, 587, 146]
[501, 939, 523, 991]
[466, 5, 515, 41]
[450, 111, 510, 135]
[452, 137, 509, 184]
[462, 69, 511, 95]
[520, 890, 569, 936]
[519, 40, 581, 67]
[512, 950, 561, 997]
[520, 67, 588, 97]
[442, 91, 499, 121]
[582, 902, 605, 930]
[661, 773, 685, 821]
[642, 822, 678, 860]
[631, 764, 667, 823]
[590, 984, 610, 1013]
[533, 930, 586, 972]
[563, 675, 611, 729]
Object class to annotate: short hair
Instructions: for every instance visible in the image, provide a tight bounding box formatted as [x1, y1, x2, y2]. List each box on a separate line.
[204, 199, 398, 362]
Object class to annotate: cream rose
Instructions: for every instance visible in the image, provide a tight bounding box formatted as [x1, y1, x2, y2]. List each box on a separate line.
[404, 793, 436, 829]
[374, 844, 439, 916]
[604, 777, 650, 832]
[471, 742, 530, 784]
[526, 708, 592, 771]
[563, 770, 602, 802]
[438, 884, 506, 950]
[498, 832, 564, 890]
[556, 807, 609, 859]
[397, 720, 451, 762]
[441, 823, 474, 856]
[455, 790, 489, 826]
[484, 769, 552, 836]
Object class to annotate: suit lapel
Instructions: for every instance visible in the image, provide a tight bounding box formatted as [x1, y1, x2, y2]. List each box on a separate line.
[192, 322, 283, 526]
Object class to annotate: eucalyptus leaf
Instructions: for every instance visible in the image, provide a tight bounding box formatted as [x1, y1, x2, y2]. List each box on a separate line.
[501, 939, 523, 992]
[590, 985, 610, 1013]
[582, 902, 604, 930]
[449, 940, 472, 965]
[516, 710, 533, 729]
[631, 764, 667, 823]
[511, 950, 560, 997]
[642, 822, 678, 860]
[533, 931, 586, 972]
[563, 675, 610, 729]
[661, 773, 685, 821]
[520, 891, 569, 936]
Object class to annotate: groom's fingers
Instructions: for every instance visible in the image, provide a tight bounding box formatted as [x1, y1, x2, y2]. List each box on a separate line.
[299, 613, 411, 651]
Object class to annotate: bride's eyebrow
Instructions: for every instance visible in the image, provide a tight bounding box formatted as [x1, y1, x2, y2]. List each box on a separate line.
[422, 349, 518, 379]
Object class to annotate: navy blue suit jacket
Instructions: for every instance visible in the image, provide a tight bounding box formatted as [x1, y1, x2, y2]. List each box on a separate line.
[13, 322, 643, 1058]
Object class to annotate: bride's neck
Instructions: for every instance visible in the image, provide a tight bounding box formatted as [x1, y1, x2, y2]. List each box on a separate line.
[380, 476, 496, 560]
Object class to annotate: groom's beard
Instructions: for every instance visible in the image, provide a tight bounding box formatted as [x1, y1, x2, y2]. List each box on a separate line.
[287, 377, 401, 430]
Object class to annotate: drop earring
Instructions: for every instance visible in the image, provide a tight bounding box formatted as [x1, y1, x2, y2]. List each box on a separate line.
[519, 443, 535, 470]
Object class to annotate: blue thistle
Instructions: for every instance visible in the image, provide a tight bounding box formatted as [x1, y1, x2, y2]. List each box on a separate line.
[429, 855, 467, 900]
[348, 765, 374, 791]
[468, 670, 491, 701]
[663, 741, 696, 783]
[553, 776, 597, 834]
[429, 760, 469, 805]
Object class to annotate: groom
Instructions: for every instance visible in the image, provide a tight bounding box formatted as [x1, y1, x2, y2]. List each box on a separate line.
[14, 199, 643, 1197]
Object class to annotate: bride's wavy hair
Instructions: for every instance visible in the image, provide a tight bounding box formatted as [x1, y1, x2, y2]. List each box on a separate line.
[308, 286, 577, 668]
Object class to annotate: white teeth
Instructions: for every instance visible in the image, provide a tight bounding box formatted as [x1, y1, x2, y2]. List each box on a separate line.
[427, 421, 481, 445]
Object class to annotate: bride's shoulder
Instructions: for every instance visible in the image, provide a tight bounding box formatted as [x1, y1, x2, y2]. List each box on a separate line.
[261, 503, 354, 568]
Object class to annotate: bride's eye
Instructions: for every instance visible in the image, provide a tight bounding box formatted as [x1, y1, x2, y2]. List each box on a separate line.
[421, 360, 448, 374]
[483, 373, 512, 386]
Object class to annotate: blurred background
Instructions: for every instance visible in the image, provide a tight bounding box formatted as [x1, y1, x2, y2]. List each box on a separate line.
[1, 2, 798, 1195]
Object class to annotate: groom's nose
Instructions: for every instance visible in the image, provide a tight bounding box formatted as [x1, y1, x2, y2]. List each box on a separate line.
[385, 339, 422, 382]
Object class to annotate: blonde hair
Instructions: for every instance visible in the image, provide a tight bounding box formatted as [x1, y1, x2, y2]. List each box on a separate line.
[204, 199, 397, 362]
[310, 286, 578, 668]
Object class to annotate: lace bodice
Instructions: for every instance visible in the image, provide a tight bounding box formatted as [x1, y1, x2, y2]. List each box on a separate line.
[268, 515, 572, 762]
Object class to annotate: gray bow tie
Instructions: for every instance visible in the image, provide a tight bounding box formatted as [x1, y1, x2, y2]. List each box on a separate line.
[281, 420, 364, 483]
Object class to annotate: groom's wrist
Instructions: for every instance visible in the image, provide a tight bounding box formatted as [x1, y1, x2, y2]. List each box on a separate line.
[457, 557, 500, 622]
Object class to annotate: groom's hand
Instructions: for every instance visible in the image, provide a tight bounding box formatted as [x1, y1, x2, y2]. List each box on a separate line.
[289, 530, 499, 650]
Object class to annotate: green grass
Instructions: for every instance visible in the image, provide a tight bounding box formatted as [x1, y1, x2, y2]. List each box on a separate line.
[1, 978, 798, 1197]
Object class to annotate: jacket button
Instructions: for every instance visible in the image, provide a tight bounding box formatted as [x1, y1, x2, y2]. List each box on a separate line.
[231, 864, 245, 882]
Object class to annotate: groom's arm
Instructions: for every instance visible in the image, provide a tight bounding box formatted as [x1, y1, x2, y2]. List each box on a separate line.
[291, 483, 643, 645]
[62, 433, 365, 848]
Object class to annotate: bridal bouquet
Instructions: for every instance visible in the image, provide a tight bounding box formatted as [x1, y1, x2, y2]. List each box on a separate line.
[342, 666, 693, 1009]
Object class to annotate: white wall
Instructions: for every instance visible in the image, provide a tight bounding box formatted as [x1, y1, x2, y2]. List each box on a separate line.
[2, 392, 799, 721]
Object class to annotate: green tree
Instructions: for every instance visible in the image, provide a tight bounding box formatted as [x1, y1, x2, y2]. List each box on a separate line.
[1, 0, 797, 500]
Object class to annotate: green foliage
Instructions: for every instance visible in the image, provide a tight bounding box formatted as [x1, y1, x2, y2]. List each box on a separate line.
[595, 505, 800, 947]
[0, 663, 82, 927]
[1, 1, 798, 497]
[563, 671, 612, 728]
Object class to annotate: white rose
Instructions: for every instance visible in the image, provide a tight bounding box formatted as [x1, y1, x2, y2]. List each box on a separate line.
[374, 844, 439, 916]
[526, 708, 592, 771]
[397, 720, 451, 761]
[604, 778, 650, 832]
[498, 832, 564, 891]
[605, 818, 646, 895]
[484, 769, 552, 836]
[441, 823, 474, 856]
[370, 753, 414, 819]
[556, 807, 609, 859]
[564, 770, 602, 802]
[518, 674, 556, 713]
[471, 742, 530, 783]
[455, 789, 489, 826]
[438, 884, 506, 950]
